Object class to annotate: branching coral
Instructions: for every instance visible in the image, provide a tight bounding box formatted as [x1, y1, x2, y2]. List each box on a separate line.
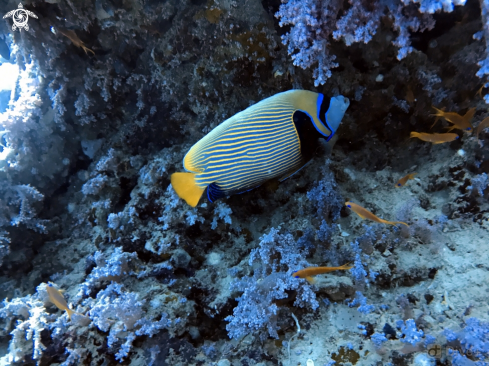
[276, 0, 464, 85]
[225, 227, 318, 340]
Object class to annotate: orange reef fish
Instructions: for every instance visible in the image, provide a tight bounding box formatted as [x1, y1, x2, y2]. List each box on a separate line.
[292, 263, 352, 284]
[431, 107, 475, 133]
[476, 116, 489, 141]
[171, 90, 350, 207]
[410, 131, 459, 144]
[46, 283, 76, 319]
[345, 201, 409, 227]
[396, 173, 417, 187]
[57, 28, 95, 56]
[476, 83, 489, 98]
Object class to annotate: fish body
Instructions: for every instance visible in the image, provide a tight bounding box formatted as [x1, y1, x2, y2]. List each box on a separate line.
[345, 201, 409, 227]
[46, 283, 75, 319]
[58, 28, 95, 55]
[292, 263, 352, 284]
[396, 173, 417, 187]
[172, 90, 350, 207]
[476, 116, 489, 141]
[410, 131, 459, 144]
[431, 107, 474, 133]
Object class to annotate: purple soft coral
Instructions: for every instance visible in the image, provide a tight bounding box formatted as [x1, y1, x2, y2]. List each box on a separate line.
[276, 0, 463, 85]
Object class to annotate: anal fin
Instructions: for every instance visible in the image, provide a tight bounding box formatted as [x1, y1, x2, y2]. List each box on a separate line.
[207, 182, 226, 203]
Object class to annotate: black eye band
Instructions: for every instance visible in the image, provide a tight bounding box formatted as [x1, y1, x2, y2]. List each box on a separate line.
[318, 94, 333, 138]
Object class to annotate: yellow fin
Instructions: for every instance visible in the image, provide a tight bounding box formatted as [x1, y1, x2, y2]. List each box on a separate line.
[394, 221, 409, 227]
[338, 263, 353, 270]
[305, 276, 315, 284]
[171, 172, 205, 207]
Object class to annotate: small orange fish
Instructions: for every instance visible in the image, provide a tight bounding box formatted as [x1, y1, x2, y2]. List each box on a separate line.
[46, 283, 76, 319]
[476, 116, 489, 141]
[292, 263, 352, 284]
[396, 173, 417, 187]
[345, 201, 409, 227]
[431, 107, 475, 133]
[410, 131, 459, 144]
[476, 83, 489, 99]
[57, 29, 95, 56]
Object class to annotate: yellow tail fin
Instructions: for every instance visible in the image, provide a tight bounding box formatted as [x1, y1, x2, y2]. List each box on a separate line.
[305, 276, 315, 284]
[171, 172, 205, 207]
[337, 263, 353, 270]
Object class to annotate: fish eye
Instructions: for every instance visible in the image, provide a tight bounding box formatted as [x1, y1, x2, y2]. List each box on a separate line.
[294, 275, 299, 278]
[455, 136, 459, 139]
[467, 127, 472, 131]
[397, 183, 401, 186]
[347, 204, 351, 208]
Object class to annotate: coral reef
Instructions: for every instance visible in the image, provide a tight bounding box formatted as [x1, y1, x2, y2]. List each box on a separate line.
[0, 0, 489, 364]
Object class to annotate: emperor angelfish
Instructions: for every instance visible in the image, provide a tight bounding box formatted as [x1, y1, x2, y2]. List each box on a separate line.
[171, 90, 350, 207]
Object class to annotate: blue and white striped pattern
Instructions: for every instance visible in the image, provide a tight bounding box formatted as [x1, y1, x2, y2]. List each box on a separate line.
[183, 92, 310, 197]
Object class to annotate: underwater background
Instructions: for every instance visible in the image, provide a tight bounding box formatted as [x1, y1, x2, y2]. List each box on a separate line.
[0, 0, 489, 365]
